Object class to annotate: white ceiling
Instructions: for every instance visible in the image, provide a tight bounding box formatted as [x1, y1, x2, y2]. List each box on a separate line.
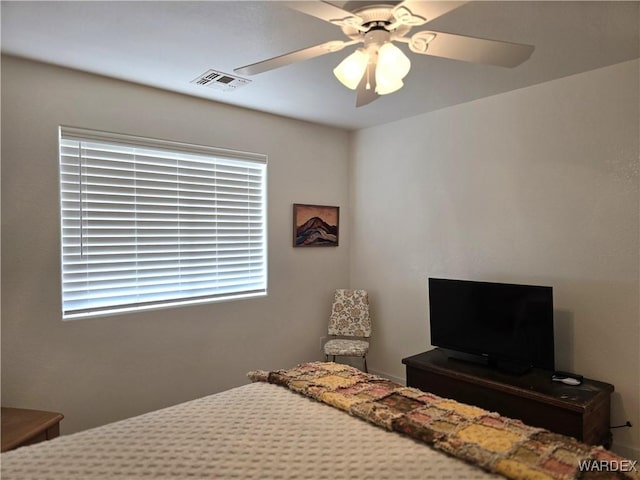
[1, 1, 638, 130]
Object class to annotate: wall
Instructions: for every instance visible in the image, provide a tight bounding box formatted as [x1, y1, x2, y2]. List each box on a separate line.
[350, 60, 640, 459]
[1, 55, 351, 434]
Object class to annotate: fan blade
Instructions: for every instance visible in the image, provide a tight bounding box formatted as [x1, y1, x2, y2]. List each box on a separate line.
[355, 67, 378, 107]
[283, 1, 363, 27]
[393, 1, 466, 25]
[235, 40, 348, 75]
[415, 31, 534, 67]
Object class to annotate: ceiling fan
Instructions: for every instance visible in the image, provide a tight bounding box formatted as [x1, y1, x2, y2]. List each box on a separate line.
[234, 1, 535, 107]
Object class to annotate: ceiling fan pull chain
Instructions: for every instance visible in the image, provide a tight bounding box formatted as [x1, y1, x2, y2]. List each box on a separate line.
[365, 63, 371, 90]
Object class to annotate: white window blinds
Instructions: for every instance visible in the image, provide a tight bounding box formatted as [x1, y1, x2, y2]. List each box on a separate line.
[59, 127, 267, 319]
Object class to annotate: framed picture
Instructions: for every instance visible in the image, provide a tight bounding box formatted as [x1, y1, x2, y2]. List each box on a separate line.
[293, 204, 339, 247]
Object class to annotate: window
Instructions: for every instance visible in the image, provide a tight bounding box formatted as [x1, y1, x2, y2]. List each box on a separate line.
[59, 127, 267, 320]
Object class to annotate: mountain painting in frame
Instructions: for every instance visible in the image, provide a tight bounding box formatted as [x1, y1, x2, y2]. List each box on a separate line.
[293, 204, 339, 247]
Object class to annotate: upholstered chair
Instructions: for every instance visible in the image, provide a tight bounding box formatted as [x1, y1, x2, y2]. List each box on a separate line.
[323, 289, 371, 372]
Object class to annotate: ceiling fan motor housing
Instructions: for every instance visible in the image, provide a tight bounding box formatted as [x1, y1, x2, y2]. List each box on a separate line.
[363, 27, 391, 51]
[341, 5, 411, 40]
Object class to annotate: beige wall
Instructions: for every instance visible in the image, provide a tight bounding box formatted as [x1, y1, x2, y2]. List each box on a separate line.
[350, 60, 639, 459]
[1, 56, 351, 434]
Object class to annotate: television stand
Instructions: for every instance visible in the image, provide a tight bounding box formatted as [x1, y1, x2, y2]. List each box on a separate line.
[402, 348, 614, 447]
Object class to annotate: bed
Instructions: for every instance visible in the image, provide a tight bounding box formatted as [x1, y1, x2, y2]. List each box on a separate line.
[1, 362, 636, 480]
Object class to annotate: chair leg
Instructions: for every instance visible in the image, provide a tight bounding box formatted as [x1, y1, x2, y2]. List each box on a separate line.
[363, 355, 368, 373]
[324, 354, 328, 362]
[332, 355, 336, 362]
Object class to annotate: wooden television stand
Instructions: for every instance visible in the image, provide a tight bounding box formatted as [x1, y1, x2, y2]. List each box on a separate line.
[402, 348, 614, 447]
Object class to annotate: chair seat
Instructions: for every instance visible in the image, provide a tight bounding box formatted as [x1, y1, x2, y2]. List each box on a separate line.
[324, 339, 369, 357]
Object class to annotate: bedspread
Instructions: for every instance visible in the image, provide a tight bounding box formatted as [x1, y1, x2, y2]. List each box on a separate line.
[249, 362, 639, 480]
[1, 381, 500, 480]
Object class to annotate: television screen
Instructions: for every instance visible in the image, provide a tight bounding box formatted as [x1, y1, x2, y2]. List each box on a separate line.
[428, 278, 555, 372]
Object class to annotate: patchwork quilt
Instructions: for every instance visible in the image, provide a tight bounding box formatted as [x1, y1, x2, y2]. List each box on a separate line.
[248, 362, 639, 480]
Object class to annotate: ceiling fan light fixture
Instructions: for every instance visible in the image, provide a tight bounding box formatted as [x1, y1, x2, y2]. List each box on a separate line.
[375, 76, 404, 95]
[377, 42, 411, 79]
[333, 49, 369, 90]
[374, 42, 410, 95]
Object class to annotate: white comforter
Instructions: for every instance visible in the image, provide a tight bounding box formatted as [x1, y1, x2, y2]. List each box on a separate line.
[1, 382, 501, 479]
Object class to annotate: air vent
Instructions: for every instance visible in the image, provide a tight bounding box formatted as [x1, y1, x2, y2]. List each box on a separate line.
[191, 69, 251, 91]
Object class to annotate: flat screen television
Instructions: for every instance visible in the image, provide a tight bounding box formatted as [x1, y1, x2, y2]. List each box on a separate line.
[428, 278, 555, 373]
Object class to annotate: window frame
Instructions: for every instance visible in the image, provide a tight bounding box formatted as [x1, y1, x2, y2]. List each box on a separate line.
[58, 126, 268, 320]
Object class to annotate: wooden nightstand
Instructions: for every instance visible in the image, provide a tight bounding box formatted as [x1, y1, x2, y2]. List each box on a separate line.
[1, 407, 64, 452]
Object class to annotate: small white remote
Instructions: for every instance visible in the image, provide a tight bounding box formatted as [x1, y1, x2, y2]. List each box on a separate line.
[552, 376, 581, 386]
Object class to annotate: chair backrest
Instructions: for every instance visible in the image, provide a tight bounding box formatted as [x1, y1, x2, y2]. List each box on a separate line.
[328, 289, 371, 338]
